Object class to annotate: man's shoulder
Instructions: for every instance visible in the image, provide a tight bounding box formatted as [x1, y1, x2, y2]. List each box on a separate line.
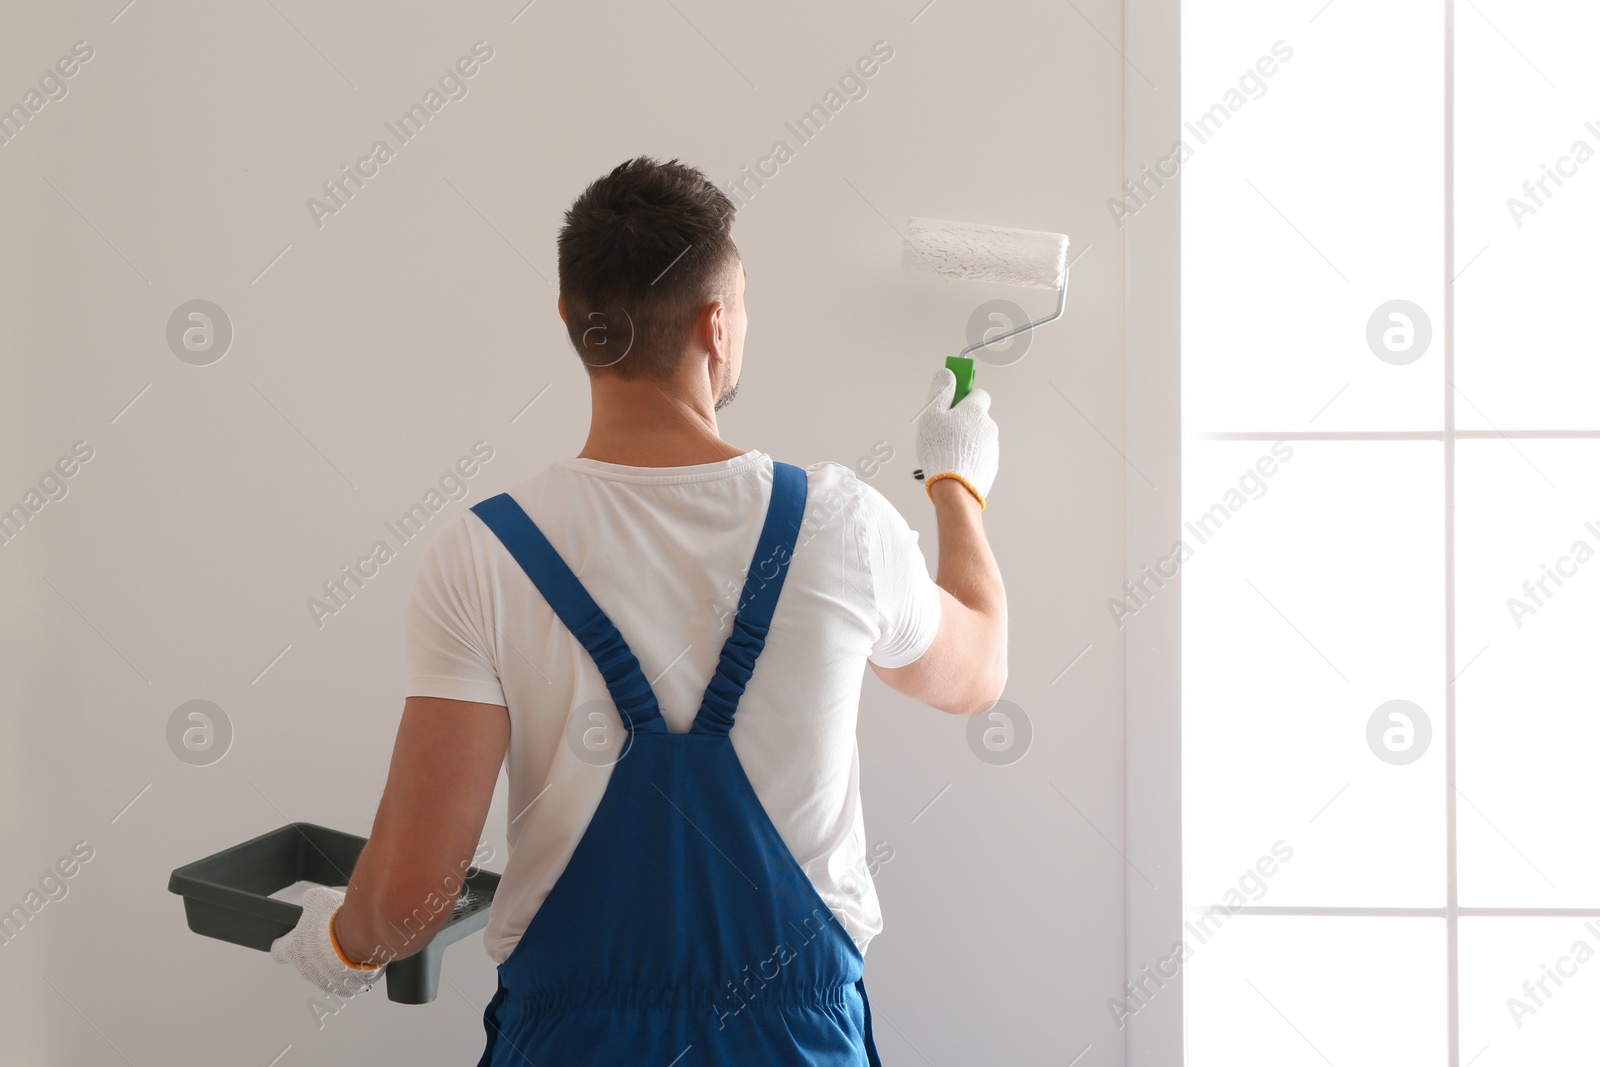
[438, 465, 558, 548]
[464, 464, 564, 516]
[781, 459, 911, 535]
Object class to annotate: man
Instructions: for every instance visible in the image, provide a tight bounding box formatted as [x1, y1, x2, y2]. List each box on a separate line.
[271, 156, 1007, 1064]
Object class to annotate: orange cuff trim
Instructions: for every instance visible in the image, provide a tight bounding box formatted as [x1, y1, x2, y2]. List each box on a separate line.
[924, 472, 987, 511]
[328, 906, 385, 971]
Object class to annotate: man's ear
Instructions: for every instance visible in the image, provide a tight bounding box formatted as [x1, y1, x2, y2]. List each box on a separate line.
[557, 296, 566, 325]
[707, 300, 726, 355]
[702, 299, 728, 368]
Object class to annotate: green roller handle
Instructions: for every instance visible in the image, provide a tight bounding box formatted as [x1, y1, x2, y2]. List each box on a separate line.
[913, 356, 979, 484]
[946, 356, 975, 407]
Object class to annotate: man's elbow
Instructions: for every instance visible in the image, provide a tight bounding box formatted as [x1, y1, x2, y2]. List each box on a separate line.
[963, 619, 1007, 715]
[959, 665, 1008, 716]
[369, 882, 457, 959]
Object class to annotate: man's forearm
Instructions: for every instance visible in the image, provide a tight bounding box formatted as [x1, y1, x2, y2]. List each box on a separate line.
[929, 479, 1008, 688]
[329, 696, 509, 968]
[332, 853, 458, 967]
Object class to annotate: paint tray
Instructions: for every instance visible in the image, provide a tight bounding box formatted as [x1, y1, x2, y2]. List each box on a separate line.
[168, 822, 500, 1004]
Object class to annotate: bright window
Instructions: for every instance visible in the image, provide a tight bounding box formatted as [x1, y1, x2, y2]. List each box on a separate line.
[1182, 1, 1600, 1063]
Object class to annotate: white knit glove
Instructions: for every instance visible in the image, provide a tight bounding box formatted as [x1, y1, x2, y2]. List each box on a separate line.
[915, 367, 999, 509]
[270, 886, 387, 998]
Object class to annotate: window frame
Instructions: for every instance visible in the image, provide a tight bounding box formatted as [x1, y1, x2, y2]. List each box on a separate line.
[1130, 2, 1600, 1062]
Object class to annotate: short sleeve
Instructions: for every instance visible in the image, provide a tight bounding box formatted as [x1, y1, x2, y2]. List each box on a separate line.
[404, 515, 508, 706]
[853, 478, 942, 669]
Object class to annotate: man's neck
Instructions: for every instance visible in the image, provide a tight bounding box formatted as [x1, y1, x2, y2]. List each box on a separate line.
[578, 374, 746, 468]
[577, 435, 749, 467]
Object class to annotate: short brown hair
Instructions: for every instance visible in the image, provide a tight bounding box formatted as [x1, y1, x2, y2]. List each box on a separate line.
[557, 156, 739, 380]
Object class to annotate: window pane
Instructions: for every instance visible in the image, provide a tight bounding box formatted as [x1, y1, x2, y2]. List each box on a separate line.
[1182, 441, 1443, 907]
[1456, 440, 1600, 905]
[1461, 917, 1600, 1062]
[1182, 0, 1444, 434]
[1184, 915, 1445, 1067]
[1455, 2, 1600, 430]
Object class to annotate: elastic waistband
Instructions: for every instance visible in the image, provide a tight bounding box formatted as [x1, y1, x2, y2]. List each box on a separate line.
[499, 981, 861, 1013]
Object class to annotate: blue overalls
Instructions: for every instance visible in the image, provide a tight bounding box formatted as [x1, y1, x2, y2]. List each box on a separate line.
[468, 460, 884, 1066]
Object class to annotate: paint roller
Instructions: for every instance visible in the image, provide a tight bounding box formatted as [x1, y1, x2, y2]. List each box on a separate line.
[901, 215, 1070, 400]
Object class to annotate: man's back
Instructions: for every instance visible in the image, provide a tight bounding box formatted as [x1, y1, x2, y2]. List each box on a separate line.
[404, 450, 941, 963]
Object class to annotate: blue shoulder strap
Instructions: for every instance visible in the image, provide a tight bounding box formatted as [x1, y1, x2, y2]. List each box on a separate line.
[692, 460, 807, 735]
[470, 492, 667, 733]
[468, 460, 807, 738]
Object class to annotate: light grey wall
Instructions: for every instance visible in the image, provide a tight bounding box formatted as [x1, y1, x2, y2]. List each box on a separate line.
[0, 1, 1127, 1062]
[1124, 1, 1182, 1064]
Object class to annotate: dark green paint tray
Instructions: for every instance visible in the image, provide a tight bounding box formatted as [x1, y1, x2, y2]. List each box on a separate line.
[168, 822, 500, 1004]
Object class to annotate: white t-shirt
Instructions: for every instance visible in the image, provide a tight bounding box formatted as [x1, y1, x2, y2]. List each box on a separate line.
[403, 449, 942, 963]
